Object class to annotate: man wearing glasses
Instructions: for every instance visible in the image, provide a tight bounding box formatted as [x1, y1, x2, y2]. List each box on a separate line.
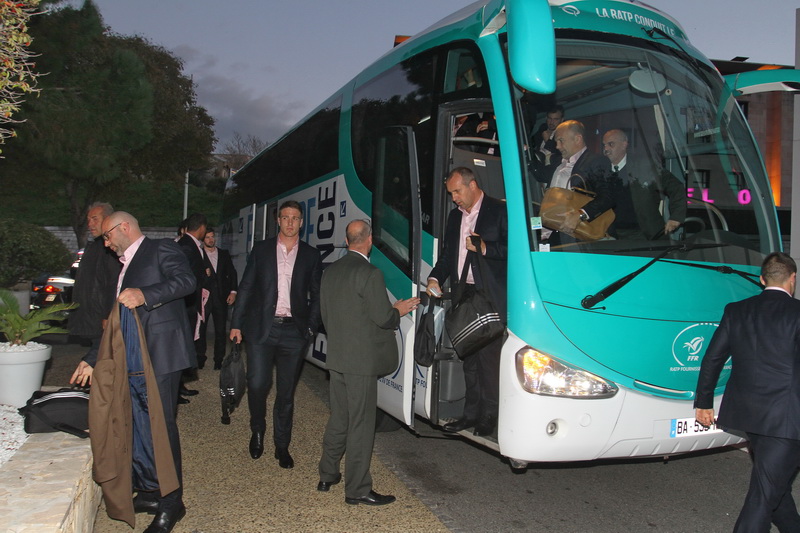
[230, 200, 322, 469]
[71, 211, 196, 533]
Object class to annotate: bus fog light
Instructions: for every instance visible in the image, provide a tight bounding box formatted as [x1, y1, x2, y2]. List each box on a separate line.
[515, 347, 618, 398]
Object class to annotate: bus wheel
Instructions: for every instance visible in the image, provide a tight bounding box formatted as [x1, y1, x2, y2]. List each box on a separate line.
[508, 458, 528, 471]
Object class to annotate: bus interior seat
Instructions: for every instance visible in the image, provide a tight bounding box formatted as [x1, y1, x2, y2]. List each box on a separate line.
[452, 145, 505, 201]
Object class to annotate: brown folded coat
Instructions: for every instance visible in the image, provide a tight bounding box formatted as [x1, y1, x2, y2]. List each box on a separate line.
[88, 304, 179, 527]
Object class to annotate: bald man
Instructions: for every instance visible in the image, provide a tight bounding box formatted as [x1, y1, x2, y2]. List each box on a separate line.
[71, 211, 196, 533]
[602, 129, 686, 240]
[533, 120, 614, 242]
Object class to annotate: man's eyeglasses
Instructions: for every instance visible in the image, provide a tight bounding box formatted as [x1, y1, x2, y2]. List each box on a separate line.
[102, 222, 122, 241]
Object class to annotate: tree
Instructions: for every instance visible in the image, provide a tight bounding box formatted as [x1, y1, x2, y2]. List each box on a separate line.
[1, 1, 216, 247]
[6, 1, 153, 246]
[112, 35, 216, 182]
[221, 131, 269, 172]
[0, 0, 42, 155]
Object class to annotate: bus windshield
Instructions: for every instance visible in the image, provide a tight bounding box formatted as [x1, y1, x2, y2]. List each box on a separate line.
[515, 38, 777, 266]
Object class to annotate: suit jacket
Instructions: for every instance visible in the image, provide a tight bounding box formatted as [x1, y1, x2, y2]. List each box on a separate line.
[695, 289, 800, 439]
[531, 123, 561, 167]
[89, 304, 178, 527]
[119, 237, 197, 374]
[534, 149, 614, 222]
[70, 238, 121, 338]
[320, 251, 400, 376]
[429, 194, 508, 321]
[208, 247, 237, 303]
[610, 157, 687, 239]
[230, 237, 322, 344]
[177, 234, 211, 311]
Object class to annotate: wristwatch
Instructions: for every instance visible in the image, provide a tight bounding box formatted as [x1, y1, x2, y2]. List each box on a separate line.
[579, 211, 589, 222]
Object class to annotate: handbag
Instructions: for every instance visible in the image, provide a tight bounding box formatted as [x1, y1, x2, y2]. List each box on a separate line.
[18, 388, 89, 438]
[540, 175, 615, 241]
[444, 247, 505, 359]
[219, 342, 247, 425]
[414, 295, 441, 367]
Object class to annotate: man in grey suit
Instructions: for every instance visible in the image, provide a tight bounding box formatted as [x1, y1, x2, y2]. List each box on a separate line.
[316, 220, 419, 506]
[696, 252, 800, 532]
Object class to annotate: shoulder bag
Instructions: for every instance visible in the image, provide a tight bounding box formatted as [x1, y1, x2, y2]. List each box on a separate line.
[18, 388, 89, 438]
[540, 174, 615, 241]
[444, 247, 505, 359]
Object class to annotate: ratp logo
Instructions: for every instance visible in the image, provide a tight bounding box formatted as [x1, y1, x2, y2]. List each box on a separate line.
[672, 323, 718, 367]
[561, 5, 580, 16]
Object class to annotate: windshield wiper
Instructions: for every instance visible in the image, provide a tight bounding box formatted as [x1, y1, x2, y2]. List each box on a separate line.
[580, 243, 728, 309]
[659, 259, 762, 288]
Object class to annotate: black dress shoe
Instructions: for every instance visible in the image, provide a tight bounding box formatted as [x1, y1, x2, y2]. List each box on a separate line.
[143, 504, 186, 533]
[317, 472, 342, 492]
[213, 362, 222, 370]
[275, 447, 294, 469]
[177, 396, 190, 405]
[345, 490, 396, 506]
[473, 416, 497, 437]
[442, 418, 476, 433]
[249, 431, 264, 459]
[179, 387, 198, 396]
[132, 494, 158, 515]
[196, 357, 206, 370]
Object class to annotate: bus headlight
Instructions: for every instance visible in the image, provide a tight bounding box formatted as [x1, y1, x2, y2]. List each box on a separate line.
[515, 347, 618, 398]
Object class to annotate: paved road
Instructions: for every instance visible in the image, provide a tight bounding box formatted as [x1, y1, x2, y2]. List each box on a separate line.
[303, 363, 763, 533]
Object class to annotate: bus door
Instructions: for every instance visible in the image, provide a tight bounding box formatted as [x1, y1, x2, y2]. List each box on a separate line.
[427, 101, 506, 426]
[371, 126, 423, 426]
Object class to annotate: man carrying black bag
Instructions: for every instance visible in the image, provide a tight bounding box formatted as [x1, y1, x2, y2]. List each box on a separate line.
[426, 167, 507, 437]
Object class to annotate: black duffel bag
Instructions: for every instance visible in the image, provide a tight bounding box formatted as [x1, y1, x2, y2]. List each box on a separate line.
[445, 249, 504, 359]
[18, 388, 89, 439]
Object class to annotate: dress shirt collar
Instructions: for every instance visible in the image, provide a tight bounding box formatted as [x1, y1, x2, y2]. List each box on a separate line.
[187, 232, 204, 253]
[120, 235, 145, 266]
[458, 191, 484, 217]
[764, 286, 792, 297]
[351, 250, 370, 262]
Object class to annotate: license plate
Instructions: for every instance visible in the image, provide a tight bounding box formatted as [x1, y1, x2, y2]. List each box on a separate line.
[45, 295, 57, 302]
[670, 417, 722, 438]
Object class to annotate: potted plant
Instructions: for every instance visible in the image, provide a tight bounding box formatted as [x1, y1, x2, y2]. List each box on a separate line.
[0, 288, 77, 407]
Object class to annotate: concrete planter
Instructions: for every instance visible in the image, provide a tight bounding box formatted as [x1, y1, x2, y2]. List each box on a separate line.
[0, 343, 52, 407]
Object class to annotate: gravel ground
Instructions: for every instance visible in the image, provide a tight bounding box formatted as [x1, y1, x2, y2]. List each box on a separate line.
[41, 335, 450, 533]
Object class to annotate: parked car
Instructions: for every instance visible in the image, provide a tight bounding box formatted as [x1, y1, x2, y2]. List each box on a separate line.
[30, 272, 75, 311]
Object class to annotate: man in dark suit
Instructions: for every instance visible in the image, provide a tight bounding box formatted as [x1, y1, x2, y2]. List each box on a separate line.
[533, 120, 614, 243]
[426, 166, 507, 436]
[177, 212, 212, 370]
[530, 104, 564, 166]
[71, 211, 195, 533]
[602, 128, 686, 240]
[230, 200, 322, 469]
[696, 252, 800, 532]
[70, 201, 120, 349]
[316, 220, 419, 505]
[198, 228, 237, 370]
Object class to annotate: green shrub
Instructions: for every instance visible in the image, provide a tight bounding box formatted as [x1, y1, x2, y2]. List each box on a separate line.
[0, 219, 72, 288]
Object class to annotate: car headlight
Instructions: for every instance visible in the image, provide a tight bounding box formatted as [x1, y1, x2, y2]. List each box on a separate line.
[515, 346, 618, 398]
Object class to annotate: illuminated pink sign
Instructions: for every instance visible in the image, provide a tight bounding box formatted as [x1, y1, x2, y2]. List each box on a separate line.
[686, 188, 752, 206]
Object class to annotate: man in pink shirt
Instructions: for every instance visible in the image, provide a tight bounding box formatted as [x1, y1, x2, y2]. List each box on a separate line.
[230, 200, 322, 469]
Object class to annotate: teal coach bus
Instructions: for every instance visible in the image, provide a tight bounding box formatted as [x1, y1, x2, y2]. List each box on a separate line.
[220, 0, 800, 467]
